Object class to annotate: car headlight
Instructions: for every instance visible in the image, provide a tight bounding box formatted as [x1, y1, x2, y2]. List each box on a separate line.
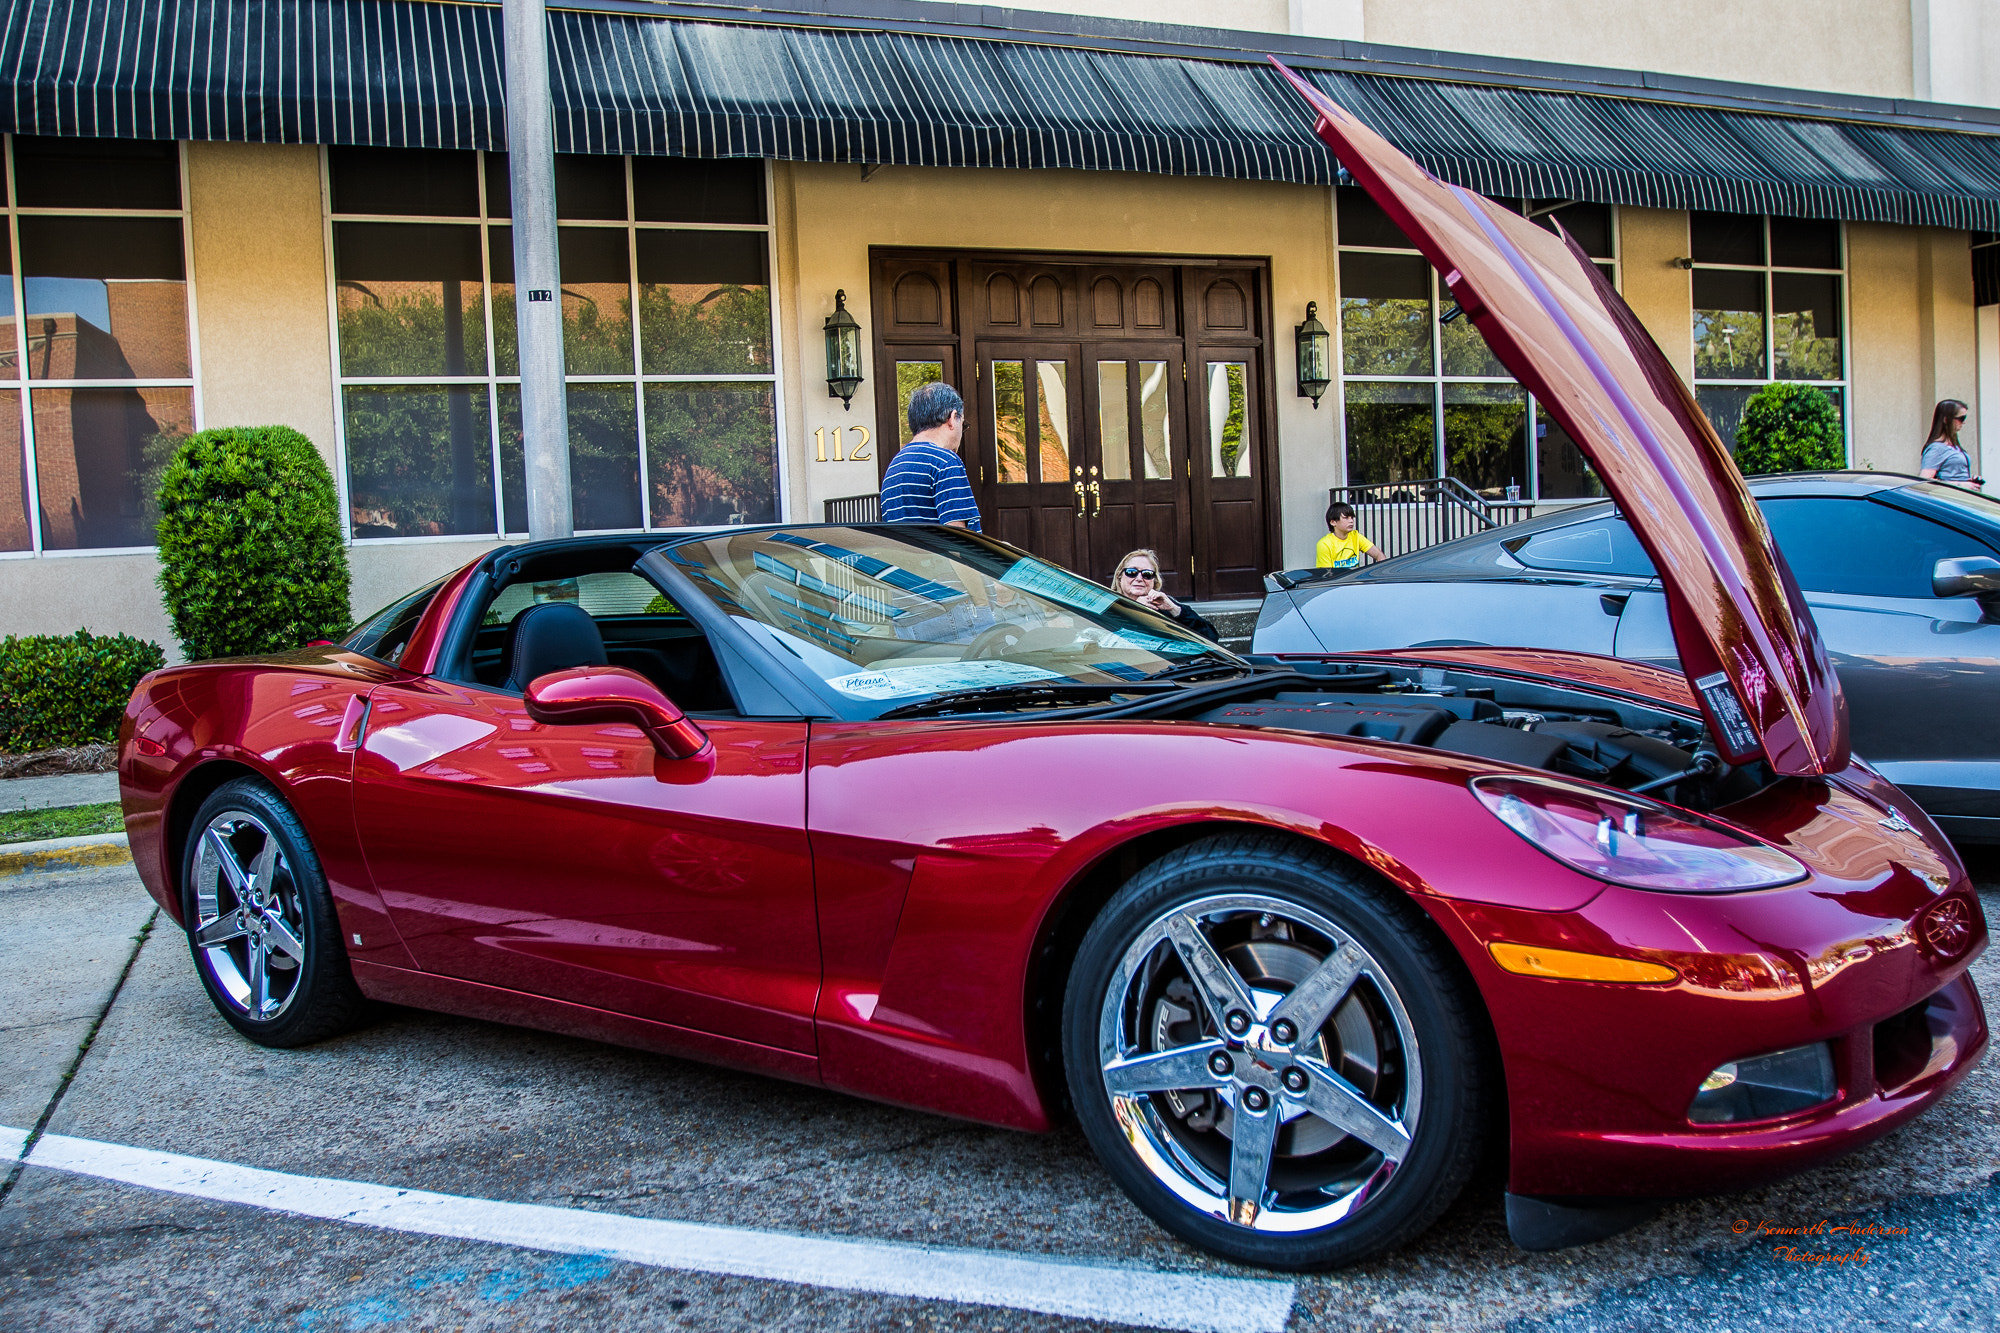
[1471, 775, 1807, 893]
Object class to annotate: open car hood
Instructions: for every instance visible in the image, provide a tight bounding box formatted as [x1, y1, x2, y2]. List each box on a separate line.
[1275, 61, 1846, 776]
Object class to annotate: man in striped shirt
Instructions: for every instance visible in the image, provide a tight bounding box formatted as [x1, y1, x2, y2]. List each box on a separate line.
[880, 382, 982, 530]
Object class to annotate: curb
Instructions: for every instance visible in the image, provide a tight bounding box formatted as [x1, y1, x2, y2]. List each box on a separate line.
[0, 832, 131, 878]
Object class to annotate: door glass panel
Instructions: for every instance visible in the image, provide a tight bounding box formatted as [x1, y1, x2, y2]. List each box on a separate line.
[1207, 362, 1249, 479]
[1036, 361, 1070, 481]
[897, 361, 944, 443]
[1139, 361, 1172, 480]
[1443, 383, 1526, 497]
[1098, 361, 1131, 481]
[992, 360, 1027, 484]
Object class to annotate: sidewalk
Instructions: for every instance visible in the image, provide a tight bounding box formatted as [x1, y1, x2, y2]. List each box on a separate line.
[0, 771, 119, 812]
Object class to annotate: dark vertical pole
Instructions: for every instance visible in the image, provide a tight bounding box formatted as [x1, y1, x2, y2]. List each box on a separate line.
[503, 0, 571, 539]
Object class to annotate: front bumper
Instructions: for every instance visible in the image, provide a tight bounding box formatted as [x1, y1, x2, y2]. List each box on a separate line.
[1431, 773, 1989, 1199]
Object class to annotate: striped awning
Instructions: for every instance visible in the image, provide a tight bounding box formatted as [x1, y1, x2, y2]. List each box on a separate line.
[5, 0, 2000, 230]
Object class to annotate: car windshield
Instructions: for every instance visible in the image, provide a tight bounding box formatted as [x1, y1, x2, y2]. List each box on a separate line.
[662, 526, 1242, 713]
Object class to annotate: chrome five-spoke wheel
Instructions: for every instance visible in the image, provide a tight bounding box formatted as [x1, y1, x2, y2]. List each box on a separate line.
[181, 777, 368, 1047]
[1064, 834, 1487, 1269]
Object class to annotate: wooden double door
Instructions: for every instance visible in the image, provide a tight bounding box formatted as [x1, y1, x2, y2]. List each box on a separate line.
[872, 253, 1275, 600]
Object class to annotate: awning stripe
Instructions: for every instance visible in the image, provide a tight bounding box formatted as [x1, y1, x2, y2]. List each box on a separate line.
[3, 0, 1999, 229]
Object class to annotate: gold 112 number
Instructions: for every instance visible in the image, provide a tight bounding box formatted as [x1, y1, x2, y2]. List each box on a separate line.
[814, 426, 872, 462]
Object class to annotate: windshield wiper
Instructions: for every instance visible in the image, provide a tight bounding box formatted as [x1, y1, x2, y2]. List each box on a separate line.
[876, 681, 1172, 719]
[1142, 651, 1251, 683]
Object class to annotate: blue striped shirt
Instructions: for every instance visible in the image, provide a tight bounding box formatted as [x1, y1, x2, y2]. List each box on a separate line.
[880, 441, 981, 530]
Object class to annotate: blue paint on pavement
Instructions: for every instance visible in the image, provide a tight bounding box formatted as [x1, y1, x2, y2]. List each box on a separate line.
[244, 1253, 618, 1330]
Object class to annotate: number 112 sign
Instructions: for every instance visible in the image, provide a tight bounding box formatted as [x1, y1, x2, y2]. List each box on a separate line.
[814, 426, 872, 462]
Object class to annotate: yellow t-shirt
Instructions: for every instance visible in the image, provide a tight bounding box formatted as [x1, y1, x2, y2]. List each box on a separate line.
[1316, 530, 1375, 569]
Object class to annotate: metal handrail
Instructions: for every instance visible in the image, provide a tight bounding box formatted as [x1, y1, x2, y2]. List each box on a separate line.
[1327, 478, 1539, 560]
[823, 493, 882, 523]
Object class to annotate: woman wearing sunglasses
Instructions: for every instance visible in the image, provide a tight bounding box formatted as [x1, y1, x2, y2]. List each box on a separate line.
[1107, 548, 1219, 642]
[1921, 399, 1983, 492]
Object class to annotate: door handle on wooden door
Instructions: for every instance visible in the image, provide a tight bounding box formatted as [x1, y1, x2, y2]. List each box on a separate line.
[1074, 480, 1086, 516]
[1088, 480, 1101, 516]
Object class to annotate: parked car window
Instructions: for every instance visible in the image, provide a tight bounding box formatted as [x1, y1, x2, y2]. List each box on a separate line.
[1899, 481, 2000, 533]
[342, 574, 450, 666]
[1758, 497, 1998, 599]
[479, 571, 675, 628]
[1506, 519, 1657, 577]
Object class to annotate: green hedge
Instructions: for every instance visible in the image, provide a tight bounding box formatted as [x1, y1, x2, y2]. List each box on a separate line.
[0, 631, 165, 751]
[155, 426, 351, 661]
[1732, 382, 1845, 476]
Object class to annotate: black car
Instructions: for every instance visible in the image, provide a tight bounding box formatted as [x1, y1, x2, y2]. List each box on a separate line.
[1254, 473, 2000, 842]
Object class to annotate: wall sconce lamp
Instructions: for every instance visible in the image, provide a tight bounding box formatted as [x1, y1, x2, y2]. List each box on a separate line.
[1295, 302, 1332, 409]
[824, 290, 863, 409]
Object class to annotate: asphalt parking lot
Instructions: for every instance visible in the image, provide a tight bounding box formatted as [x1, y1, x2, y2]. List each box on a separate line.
[4, 851, 1999, 1332]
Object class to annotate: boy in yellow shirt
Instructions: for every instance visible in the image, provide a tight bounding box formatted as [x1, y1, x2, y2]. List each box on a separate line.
[1315, 502, 1385, 570]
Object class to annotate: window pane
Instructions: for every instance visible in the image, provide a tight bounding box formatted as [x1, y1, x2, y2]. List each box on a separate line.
[1530, 201, 1613, 259]
[1535, 404, 1605, 500]
[636, 231, 772, 374]
[14, 136, 179, 210]
[993, 360, 1027, 484]
[31, 385, 192, 549]
[1760, 497, 1993, 598]
[644, 382, 777, 527]
[556, 155, 628, 221]
[344, 386, 494, 538]
[1690, 212, 1764, 266]
[1769, 217, 1840, 270]
[567, 385, 640, 530]
[0, 227, 16, 374]
[1692, 269, 1766, 379]
[1139, 360, 1172, 480]
[1443, 382, 1526, 497]
[634, 158, 766, 225]
[497, 385, 642, 533]
[897, 361, 944, 443]
[1207, 362, 1250, 480]
[20, 217, 190, 379]
[1340, 252, 1432, 375]
[559, 227, 634, 375]
[1772, 273, 1842, 381]
[1441, 305, 1505, 377]
[1038, 362, 1072, 481]
[332, 223, 485, 378]
[0, 391, 28, 551]
[1098, 361, 1131, 481]
[1696, 385, 1757, 452]
[1336, 185, 1411, 249]
[489, 228, 518, 376]
[1512, 518, 1656, 577]
[1344, 381, 1434, 485]
[328, 147, 479, 218]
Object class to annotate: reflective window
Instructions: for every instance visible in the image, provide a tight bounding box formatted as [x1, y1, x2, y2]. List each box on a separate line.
[1336, 187, 1617, 501]
[1759, 497, 1995, 599]
[0, 137, 197, 551]
[343, 574, 451, 665]
[1206, 362, 1250, 479]
[1689, 212, 1847, 452]
[993, 360, 1028, 484]
[1508, 518, 1657, 578]
[329, 149, 777, 539]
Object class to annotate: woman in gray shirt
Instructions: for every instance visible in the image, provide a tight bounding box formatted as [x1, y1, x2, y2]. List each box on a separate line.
[1920, 399, 1981, 491]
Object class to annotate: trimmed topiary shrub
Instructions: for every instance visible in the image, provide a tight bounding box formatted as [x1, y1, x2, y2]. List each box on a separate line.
[1731, 382, 1845, 476]
[0, 630, 166, 751]
[155, 426, 351, 661]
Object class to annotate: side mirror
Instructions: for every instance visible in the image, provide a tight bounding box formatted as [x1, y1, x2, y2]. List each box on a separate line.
[1932, 556, 2000, 599]
[524, 666, 711, 760]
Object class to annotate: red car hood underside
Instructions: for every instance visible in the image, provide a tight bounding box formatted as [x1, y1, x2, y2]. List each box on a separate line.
[1274, 61, 1847, 777]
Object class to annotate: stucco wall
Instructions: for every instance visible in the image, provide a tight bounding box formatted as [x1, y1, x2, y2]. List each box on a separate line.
[774, 162, 1339, 571]
[1616, 207, 1694, 386]
[1848, 223, 1979, 473]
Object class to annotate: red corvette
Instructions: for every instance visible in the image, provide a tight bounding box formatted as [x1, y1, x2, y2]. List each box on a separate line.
[120, 74, 1985, 1272]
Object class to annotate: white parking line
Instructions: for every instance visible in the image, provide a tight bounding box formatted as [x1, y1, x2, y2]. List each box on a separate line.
[6, 1127, 1296, 1333]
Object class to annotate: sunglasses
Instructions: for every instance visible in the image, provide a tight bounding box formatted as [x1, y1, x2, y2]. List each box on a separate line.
[1120, 567, 1160, 580]
[1954, 414, 1969, 423]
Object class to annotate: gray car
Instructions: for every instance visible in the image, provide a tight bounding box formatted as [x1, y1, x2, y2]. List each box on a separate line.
[1254, 472, 2000, 842]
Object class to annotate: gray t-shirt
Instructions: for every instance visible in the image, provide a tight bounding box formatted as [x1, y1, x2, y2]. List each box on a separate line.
[1921, 439, 1973, 481]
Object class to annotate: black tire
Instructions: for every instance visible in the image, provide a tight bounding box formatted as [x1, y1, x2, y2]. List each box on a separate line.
[1062, 831, 1489, 1269]
[180, 776, 369, 1048]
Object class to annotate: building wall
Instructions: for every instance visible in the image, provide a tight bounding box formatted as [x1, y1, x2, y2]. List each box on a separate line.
[1848, 223, 1980, 472]
[774, 162, 1341, 571]
[1616, 207, 1695, 386]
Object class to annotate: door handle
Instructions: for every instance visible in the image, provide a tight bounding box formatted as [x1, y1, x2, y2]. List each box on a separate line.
[1599, 593, 1631, 616]
[1088, 480, 1102, 517]
[1074, 480, 1086, 516]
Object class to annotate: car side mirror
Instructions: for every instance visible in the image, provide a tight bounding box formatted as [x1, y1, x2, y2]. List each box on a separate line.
[1931, 556, 2000, 599]
[524, 666, 711, 761]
